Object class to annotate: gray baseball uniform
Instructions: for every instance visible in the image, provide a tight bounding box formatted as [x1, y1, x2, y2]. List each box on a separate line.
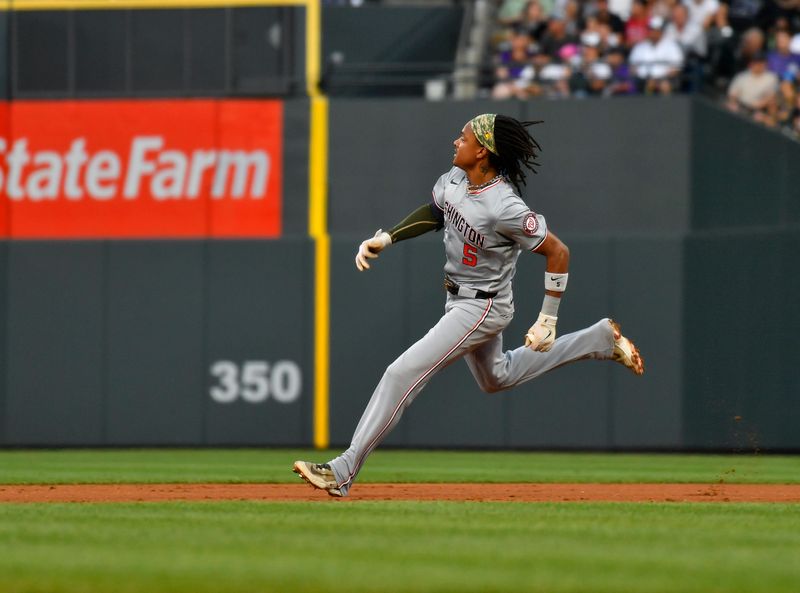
[327, 167, 616, 496]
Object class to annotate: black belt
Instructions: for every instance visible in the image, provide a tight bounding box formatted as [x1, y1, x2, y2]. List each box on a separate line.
[444, 278, 497, 299]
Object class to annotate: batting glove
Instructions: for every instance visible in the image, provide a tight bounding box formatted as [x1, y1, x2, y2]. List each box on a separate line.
[355, 229, 392, 271]
[525, 313, 557, 352]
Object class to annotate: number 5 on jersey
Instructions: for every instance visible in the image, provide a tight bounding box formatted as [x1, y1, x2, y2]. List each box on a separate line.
[462, 243, 478, 267]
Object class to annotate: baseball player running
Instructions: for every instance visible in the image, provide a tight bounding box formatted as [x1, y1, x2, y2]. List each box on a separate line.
[294, 113, 644, 497]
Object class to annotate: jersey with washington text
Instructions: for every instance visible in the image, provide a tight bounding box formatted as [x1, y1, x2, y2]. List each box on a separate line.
[431, 166, 547, 296]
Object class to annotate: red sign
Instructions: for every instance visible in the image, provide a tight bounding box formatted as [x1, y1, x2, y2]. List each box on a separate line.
[0, 99, 283, 239]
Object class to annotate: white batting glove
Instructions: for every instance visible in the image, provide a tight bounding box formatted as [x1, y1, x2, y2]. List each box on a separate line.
[355, 229, 392, 271]
[525, 313, 557, 352]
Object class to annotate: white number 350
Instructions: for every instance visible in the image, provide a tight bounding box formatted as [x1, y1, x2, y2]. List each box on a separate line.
[209, 360, 302, 404]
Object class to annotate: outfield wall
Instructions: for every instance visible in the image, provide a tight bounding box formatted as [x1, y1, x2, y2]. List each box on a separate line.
[0, 96, 798, 450]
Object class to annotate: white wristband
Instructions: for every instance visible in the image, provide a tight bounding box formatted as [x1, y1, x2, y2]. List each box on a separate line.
[545, 272, 568, 292]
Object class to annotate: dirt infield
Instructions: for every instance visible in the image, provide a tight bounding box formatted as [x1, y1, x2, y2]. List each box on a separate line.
[1, 483, 799, 503]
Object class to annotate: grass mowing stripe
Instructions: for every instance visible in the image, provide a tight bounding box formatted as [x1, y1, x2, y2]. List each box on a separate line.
[1, 449, 799, 484]
[0, 501, 799, 593]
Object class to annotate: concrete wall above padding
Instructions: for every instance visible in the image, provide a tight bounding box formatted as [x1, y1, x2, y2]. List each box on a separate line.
[691, 98, 800, 229]
[328, 97, 691, 236]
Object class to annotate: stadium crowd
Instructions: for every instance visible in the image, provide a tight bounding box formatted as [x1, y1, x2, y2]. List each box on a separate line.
[491, 0, 800, 138]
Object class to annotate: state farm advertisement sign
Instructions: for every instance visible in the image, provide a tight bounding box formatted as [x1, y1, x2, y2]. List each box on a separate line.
[0, 99, 283, 238]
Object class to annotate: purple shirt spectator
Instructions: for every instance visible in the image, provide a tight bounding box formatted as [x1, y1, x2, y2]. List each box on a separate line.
[606, 48, 637, 94]
[497, 28, 537, 78]
[498, 48, 537, 79]
[767, 31, 800, 82]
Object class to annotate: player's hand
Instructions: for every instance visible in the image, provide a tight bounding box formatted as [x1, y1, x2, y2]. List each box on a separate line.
[355, 230, 392, 271]
[525, 313, 557, 352]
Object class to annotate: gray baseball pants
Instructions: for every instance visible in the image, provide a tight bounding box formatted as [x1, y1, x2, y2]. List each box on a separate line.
[328, 293, 615, 496]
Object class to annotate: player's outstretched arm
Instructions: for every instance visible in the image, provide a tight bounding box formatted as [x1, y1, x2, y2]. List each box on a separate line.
[525, 231, 570, 352]
[355, 203, 444, 271]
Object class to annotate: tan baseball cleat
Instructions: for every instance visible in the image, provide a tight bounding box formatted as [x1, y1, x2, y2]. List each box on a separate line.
[609, 320, 645, 376]
[293, 460, 343, 497]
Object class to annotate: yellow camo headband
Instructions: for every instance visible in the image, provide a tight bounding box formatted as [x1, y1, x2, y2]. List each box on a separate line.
[470, 113, 498, 155]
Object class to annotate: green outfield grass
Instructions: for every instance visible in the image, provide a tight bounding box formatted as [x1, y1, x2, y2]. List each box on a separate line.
[1, 449, 799, 593]
[1, 501, 799, 593]
[0, 448, 799, 484]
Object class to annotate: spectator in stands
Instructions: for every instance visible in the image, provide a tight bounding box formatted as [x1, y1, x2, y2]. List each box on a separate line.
[563, 0, 584, 36]
[726, 52, 779, 124]
[727, 0, 768, 33]
[519, 0, 550, 40]
[491, 0, 797, 105]
[492, 27, 538, 99]
[772, 77, 798, 130]
[570, 32, 615, 95]
[685, 0, 720, 31]
[734, 27, 767, 73]
[664, 3, 707, 89]
[538, 0, 557, 19]
[605, 46, 638, 93]
[587, 0, 627, 34]
[625, 0, 650, 49]
[705, 2, 737, 83]
[526, 51, 555, 96]
[649, 0, 679, 20]
[767, 30, 800, 80]
[538, 51, 573, 97]
[766, 16, 793, 46]
[610, 0, 634, 20]
[602, 21, 626, 52]
[550, 0, 571, 19]
[498, 0, 532, 26]
[665, 3, 707, 58]
[539, 17, 579, 57]
[629, 15, 685, 93]
[581, 14, 622, 53]
[763, 14, 800, 44]
[790, 87, 800, 138]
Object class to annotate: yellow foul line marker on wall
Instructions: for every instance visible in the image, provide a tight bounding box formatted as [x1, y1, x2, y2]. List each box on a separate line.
[309, 98, 330, 450]
[305, 1, 331, 451]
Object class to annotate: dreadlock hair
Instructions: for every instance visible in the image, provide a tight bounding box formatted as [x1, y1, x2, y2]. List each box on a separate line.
[488, 116, 543, 195]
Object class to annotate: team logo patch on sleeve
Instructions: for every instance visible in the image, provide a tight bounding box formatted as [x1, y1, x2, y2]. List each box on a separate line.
[523, 212, 539, 236]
